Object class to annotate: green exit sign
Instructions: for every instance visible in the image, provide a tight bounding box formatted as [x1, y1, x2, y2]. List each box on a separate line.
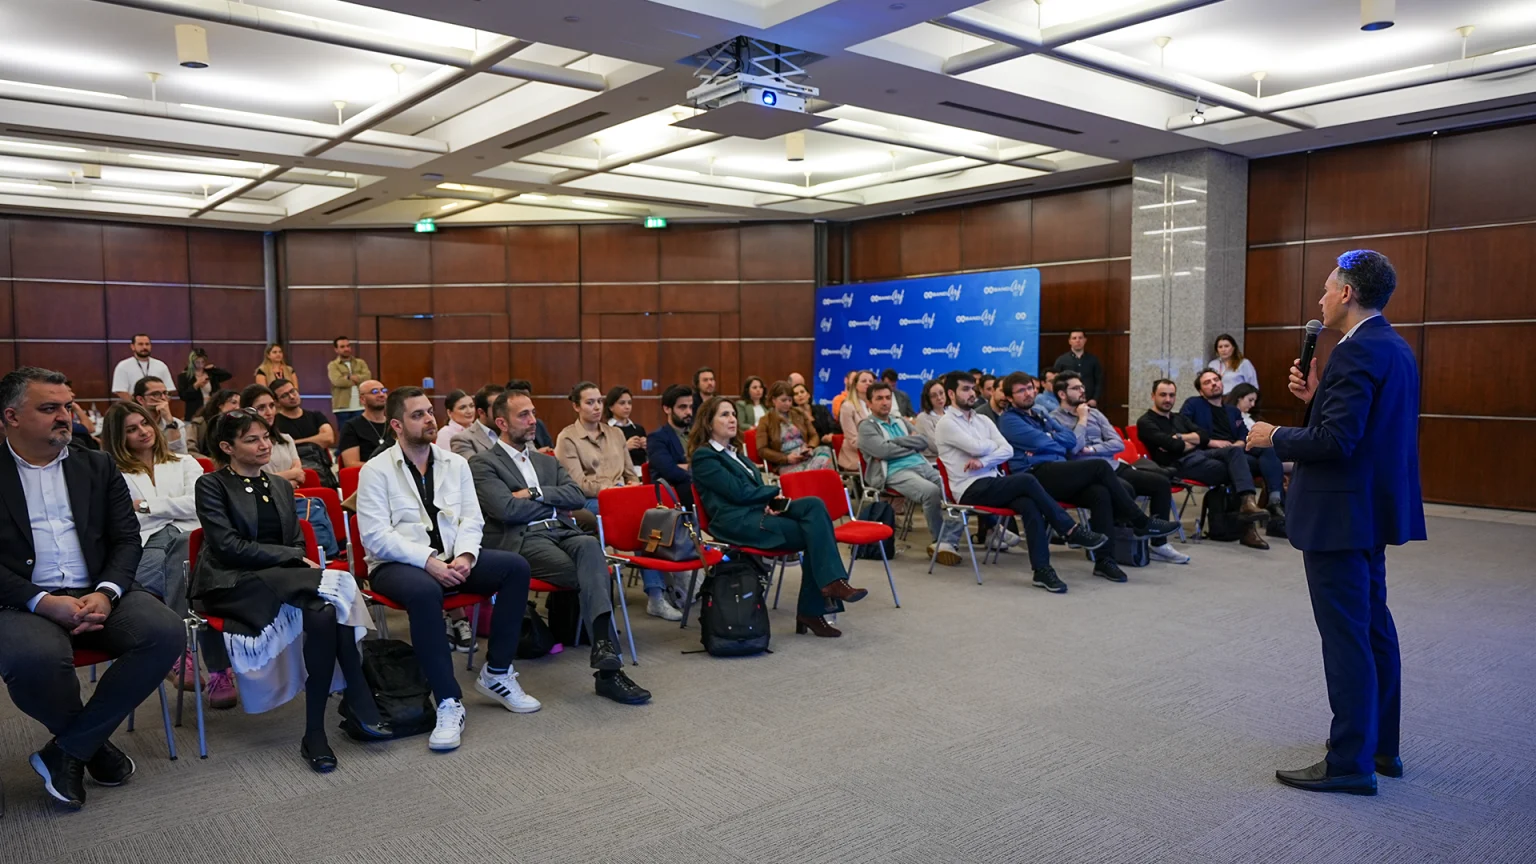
[414, 218, 437, 233]
[644, 216, 667, 229]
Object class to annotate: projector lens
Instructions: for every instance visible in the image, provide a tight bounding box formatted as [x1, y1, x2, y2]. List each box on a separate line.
[761, 91, 777, 106]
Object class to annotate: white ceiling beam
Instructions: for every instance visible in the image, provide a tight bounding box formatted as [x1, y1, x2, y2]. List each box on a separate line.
[815, 123, 1060, 172]
[0, 180, 283, 216]
[0, 142, 358, 188]
[547, 132, 726, 185]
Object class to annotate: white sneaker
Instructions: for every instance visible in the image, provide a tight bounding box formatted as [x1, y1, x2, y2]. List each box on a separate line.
[647, 593, 683, 621]
[476, 666, 542, 713]
[429, 698, 465, 751]
[1150, 543, 1191, 564]
[933, 542, 962, 566]
[1000, 529, 1022, 548]
[447, 617, 474, 653]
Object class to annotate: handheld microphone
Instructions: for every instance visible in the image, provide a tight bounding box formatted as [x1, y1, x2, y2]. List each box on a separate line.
[1298, 319, 1323, 380]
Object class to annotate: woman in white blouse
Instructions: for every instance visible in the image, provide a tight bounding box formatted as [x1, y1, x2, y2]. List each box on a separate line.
[913, 378, 947, 459]
[1209, 333, 1259, 392]
[435, 388, 476, 450]
[241, 384, 307, 486]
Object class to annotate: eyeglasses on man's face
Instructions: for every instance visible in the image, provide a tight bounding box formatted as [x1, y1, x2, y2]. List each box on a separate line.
[368, 387, 389, 396]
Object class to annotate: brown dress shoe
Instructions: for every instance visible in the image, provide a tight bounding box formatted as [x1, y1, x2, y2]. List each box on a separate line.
[1241, 523, 1270, 549]
[795, 615, 842, 637]
[821, 579, 869, 603]
[1238, 494, 1271, 523]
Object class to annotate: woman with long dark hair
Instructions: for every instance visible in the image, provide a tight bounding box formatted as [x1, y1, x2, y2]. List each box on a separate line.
[756, 380, 835, 475]
[190, 389, 241, 456]
[1224, 382, 1262, 433]
[435, 388, 476, 450]
[735, 376, 769, 429]
[793, 382, 838, 438]
[602, 385, 648, 467]
[1209, 334, 1258, 391]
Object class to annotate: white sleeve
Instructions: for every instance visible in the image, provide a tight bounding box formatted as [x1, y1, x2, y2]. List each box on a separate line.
[145, 457, 201, 521]
[110, 359, 132, 394]
[453, 456, 484, 561]
[158, 360, 177, 394]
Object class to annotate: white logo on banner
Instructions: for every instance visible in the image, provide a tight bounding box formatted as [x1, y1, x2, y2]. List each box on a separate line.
[955, 309, 998, 327]
[819, 317, 833, 332]
[897, 369, 935, 382]
[817, 368, 831, 382]
[922, 285, 963, 301]
[821, 293, 854, 308]
[923, 342, 962, 359]
[821, 345, 853, 359]
[899, 313, 936, 329]
[868, 344, 904, 360]
[983, 280, 1030, 298]
[870, 289, 905, 305]
[1014, 311, 1029, 321]
[847, 316, 881, 331]
[981, 341, 1027, 358]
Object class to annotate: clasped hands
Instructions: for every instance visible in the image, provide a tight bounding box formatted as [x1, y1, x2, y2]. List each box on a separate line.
[36, 592, 113, 635]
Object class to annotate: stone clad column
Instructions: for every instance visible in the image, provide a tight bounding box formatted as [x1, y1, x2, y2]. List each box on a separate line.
[1128, 150, 1248, 412]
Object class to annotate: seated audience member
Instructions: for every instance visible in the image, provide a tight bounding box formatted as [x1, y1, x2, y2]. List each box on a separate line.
[880, 369, 915, 418]
[113, 333, 177, 402]
[133, 376, 187, 454]
[470, 391, 652, 703]
[0, 368, 186, 808]
[691, 367, 718, 415]
[757, 380, 835, 475]
[997, 372, 1179, 582]
[913, 378, 947, 458]
[450, 384, 505, 459]
[355, 387, 538, 751]
[328, 336, 371, 429]
[189, 389, 241, 457]
[1137, 379, 1271, 549]
[975, 375, 1007, 422]
[338, 380, 392, 467]
[1209, 333, 1259, 392]
[787, 371, 806, 389]
[936, 371, 1106, 594]
[435, 388, 476, 450]
[1225, 382, 1261, 433]
[241, 385, 307, 487]
[253, 342, 297, 390]
[647, 385, 695, 509]
[177, 348, 232, 421]
[690, 397, 867, 638]
[1033, 370, 1061, 414]
[794, 382, 839, 438]
[858, 381, 964, 565]
[503, 380, 554, 451]
[837, 369, 874, 471]
[555, 381, 640, 513]
[1052, 372, 1189, 564]
[193, 409, 387, 772]
[1181, 370, 1286, 520]
[603, 386, 648, 468]
[271, 378, 336, 451]
[736, 376, 769, 429]
[830, 370, 857, 419]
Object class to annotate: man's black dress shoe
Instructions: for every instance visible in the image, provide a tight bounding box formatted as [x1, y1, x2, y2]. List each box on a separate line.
[1275, 759, 1376, 795]
[1325, 739, 1403, 778]
[595, 671, 651, 704]
[300, 736, 338, 773]
[590, 638, 624, 672]
[86, 739, 136, 786]
[30, 740, 86, 808]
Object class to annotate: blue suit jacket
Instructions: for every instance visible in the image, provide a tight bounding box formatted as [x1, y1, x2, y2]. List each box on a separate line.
[645, 423, 694, 509]
[1179, 396, 1248, 441]
[1271, 316, 1427, 552]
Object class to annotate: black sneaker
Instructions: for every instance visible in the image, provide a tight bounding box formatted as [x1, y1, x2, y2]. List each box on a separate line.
[594, 670, 652, 705]
[1064, 524, 1108, 550]
[447, 617, 474, 653]
[590, 638, 623, 672]
[30, 740, 86, 809]
[85, 739, 135, 787]
[1135, 518, 1180, 539]
[1093, 557, 1129, 583]
[1032, 567, 1068, 593]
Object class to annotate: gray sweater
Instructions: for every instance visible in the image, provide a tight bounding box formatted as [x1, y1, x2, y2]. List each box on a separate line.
[856, 414, 930, 491]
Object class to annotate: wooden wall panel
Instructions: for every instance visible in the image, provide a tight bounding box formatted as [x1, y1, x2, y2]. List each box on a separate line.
[284, 231, 354, 285]
[0, 279, 11, 339]
[432, 227, 505, 284]
[1247, 153, 1308, 245]
[433, 286, 505, 315]
[1303, 233, 1427, 324]
[356, 231, 430, 285]
[659, 224, 738, 281]
[1105, 259, 1130, 333]
[20, 343, 108, 400]
[356, 287, 429, 317]
[960, 198, 1031, 272]
[660, 341, 720, 399]
[433, 316, 496, 397]
[106, 285, 190, 343]
[739, 283, 814, 338]
[824, 223, 846, 285]
[1305, 139, 1430, 239]
[510, 286, 579, 338]
[287, 289, 355, 341]
[288, 343, 338, 396]
[510, 343, 581, 396]
[899, 210, 961, 276]
[376, 317, 432, 389]
[740, 223, 815, 282]
[660, 313, 720, 340]
[1245, 246, 1304, 327]
[1108, 183, 1132, 259]
[600, 338, 658, 398]
[0, 218, 11, 277]
[189, 229, 263, 286]
[1420, 417, 1536, 510]
[1032, 188, 1109, 263]
[738, 340, 814, 390]
[1424, 224, 1536, 321]
[583, 283, 658, 314]
[580, 225, 658, 283]
[103, 224, 189, 284]
[507, 225, 580, 283]
[660, 283, 738, 313]
[1421, 324, 1536, 417]
[10, 219, 103, 280]
[1037, 262, 1111, 334]
[1095, 333, 1130, 427]
[191, 288, 265, 342]
[14, 282, 105, 340]
[1430, 123, 1536, 229]
[849, 219, 901, 283]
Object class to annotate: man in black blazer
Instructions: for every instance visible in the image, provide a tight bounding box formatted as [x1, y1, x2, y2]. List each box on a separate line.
[469, 390, 651, 705]
[0, 368, 185, 809]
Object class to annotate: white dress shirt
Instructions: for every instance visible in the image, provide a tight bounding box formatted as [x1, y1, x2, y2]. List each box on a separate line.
[111, 355, 176, 396]
[709, 438, 753, 472]
[496, 438, 559, 521]
[120, 453, 205, 542]
[1340, 312, 1381, 343]
[8, 443, 123, 612]
[934, 405, 1012, 499]
[356, 443, 484, 570]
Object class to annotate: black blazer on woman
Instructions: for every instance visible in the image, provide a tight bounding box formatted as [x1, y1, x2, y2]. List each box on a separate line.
[192, 469, 304, 597]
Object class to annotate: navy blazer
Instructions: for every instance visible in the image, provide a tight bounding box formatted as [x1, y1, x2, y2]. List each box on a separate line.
[1271, 316, 1427, 552]
[645, 424, 694, 509]
[1179, 396, 1248, 441]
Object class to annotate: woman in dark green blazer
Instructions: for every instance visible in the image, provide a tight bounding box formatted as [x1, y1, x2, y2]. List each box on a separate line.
[688, 396, 867, 637]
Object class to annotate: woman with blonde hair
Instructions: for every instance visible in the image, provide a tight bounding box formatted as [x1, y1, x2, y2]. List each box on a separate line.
[836, 369, 875, 472]
[756, 380, 835, 475]
[254, 343, 298, 391]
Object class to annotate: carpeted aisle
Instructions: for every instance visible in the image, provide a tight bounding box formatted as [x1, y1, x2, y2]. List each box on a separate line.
[1, 510, 1532, 863]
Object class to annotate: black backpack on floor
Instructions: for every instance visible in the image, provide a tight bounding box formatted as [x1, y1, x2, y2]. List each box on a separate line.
[1111, 525, 1149, 567]
[1200, 486, 1246, 542]
[699, 554, 771, 657]
[338, 638, 434, 740]
[854, 500, 896, 560]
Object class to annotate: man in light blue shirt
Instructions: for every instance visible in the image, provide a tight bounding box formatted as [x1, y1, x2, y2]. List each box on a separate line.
[857, 381, 965, 565]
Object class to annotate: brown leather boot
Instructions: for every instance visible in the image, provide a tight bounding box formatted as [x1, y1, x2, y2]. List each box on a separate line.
[1241, 523, 1270, 550]
[1238, 493, 1270, 523]
[821, 579, 869, 603]
[795, 615, 842, 637]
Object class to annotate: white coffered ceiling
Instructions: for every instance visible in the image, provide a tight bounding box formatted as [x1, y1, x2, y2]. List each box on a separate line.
[0, 0, 1533, 229]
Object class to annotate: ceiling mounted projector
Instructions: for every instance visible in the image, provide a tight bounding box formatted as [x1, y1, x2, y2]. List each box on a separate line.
[674, 37, 831, 139]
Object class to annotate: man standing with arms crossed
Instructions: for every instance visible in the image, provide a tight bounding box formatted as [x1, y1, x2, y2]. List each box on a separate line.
[1247, 250, 1426, 795]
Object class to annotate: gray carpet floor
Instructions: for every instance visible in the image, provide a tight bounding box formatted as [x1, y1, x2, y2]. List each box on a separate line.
[2, 509, 1533, 864]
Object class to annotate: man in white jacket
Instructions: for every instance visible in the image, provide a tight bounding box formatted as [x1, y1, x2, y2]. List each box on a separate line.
[355, 386, 536, 752]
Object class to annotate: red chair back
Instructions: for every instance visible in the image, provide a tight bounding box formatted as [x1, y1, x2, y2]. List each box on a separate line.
[596, 484, 666, 554]
[195, 456, 215, 473]
[297, 520, 321, 563]
[778, 469, 852, 521]
[187, 527, 203, 570]
[348, 511, 370, 580]
[743, 427, 760, 464]
[298, 486, 345, 543]
[339, 466, 362, 499]
[640, 462, 652, 485]
[934, 458, 959, 503]
[1125, 425, 1148, 458]
[829, 433, 844, 455]
[302, 468, 322, 489]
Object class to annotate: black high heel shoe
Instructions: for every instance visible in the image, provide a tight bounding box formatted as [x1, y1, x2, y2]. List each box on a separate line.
[300, 735, 338, 773]
[350, 719, 394, 741]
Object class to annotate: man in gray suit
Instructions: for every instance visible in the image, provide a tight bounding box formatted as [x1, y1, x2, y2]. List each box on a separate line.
[468, 390, 651, 705]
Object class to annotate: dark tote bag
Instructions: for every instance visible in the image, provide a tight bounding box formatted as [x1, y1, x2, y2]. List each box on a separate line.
[337, 639, 434, 740]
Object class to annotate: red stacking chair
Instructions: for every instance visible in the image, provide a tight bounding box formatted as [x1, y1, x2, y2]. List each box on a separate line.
[932, 459, 1014, 584]
[298, 486, 349, 571]
[778, 469, 899, 608]
[338, 466, 362, 500]
[301, 468, 322, 489]
[691, 496, 798, 625]
[74, 650, 177, 761]
[194, 456, 215, 473]
[855, 450, 915, 541]
[1126, 425, 1197, 541]
[742, 427, 764, 470]
[597, 483, 724, 644]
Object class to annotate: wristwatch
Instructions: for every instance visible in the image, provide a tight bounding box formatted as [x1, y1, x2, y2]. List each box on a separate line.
[527, 486, 543, 500]
[136, 501, 151, 514]
[97, 585, 122, 608]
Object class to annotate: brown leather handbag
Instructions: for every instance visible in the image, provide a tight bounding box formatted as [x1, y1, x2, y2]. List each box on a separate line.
[636, 479, 699, 561]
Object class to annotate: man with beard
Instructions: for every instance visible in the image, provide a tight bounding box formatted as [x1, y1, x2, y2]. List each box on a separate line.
[646, 384, 695, 510]
[354, 387, 537, 751]
[338, 380, 392, 467]
[112, 334, 176, 403]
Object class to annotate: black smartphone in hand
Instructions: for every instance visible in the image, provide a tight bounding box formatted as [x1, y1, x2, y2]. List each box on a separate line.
[767, 496, 791, 514]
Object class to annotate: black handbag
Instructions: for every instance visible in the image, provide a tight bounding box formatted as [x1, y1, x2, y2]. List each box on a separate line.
[636, 479, 699, 562]
[517, 601, 557, 659]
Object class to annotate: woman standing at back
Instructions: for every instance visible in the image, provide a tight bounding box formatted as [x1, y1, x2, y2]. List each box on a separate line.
[1208, 334, 1258, 392]
[254, 343, 298, 391]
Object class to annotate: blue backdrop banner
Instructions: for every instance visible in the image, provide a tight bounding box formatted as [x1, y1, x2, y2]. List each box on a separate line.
[813, 268, 1040, 405]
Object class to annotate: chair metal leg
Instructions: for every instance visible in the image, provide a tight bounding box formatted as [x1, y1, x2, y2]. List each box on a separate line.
[772, 557, 785, 610]
[156, 681, 177, 760]
[190, 625, 208, 759]
[465, 602, 479, 672]
[878, 543, 899, 607]
[610, 566, 639, 665]
[175, 621, 188, 727]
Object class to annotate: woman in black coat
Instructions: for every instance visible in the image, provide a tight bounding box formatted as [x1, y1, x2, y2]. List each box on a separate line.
[192, 409, 388, 771]
[792, 382, 839, 438]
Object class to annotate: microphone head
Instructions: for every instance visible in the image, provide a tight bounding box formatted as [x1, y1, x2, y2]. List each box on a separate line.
[1304, 319, 1323, 336]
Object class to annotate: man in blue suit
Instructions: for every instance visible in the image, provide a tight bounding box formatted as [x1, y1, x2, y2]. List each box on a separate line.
[645, 385, 695, 511]
[1247, 250, 1427, 796]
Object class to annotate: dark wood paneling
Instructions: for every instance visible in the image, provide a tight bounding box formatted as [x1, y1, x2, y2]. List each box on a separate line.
[20, 342, 108, 399]
[824, 223, 845, 285]
[287, 289, 356, 341]
[740, 223, 814, 282]
[660, 341, 720, 398]
[1032, 188, 1109, 263]
[191, 288, 265, 342]
[0, 218, 11, 276]
[431, 227, 505, 284]
[583, 283, 658, 314]
[849, 219, 901, 283]
[1095, 333, 1129, 427]
[510, 286, 579, 338]
[661, 313, 720, 340]
[1430, 123, 1536, 229]
[106, 284, 190, 343]
[188, 229, 263, 286]
[600, 313, 657, 340]
[1247, 153, 1308, 245]
[356, 231, 430, 285]
[531, 398, 568, 428]
[433, 316, 496, 396]
[284, 231, 354, 285]
[600, 340, 657, 399]
[1421, 324, 1536, 417]
[899, 210, 961, 276]
[0, 280, 11, 339]
[739, 283, 814, 338]
[960, 197, 1032, 272]
[507, 225, 580, 283]
[288, 343, 337, 395]
[10, 219, 103, 281]
[660, 283, 738, 313]
[510, 343, 581, 396]
[1105, 259, 1130, 333]
[103, 224, 188, 284]
[1420, 417, 1536, 510]
[1038, 262, 1111, 334]
[215, 344, 269, 389]
[1108, 183, 1132, 259]
[433, 286, 504, 315]
[580, 225, 658, 283]
[659, 224, 739, 281]
[14, 282, 104, 340]
[1305, 139, 1430, 239]
[376, 317, 433, 389]
[1303, 234, 1426, 324]
[1425, 224, 1536, 321]
[1245, 246, 1304, 327]
[1240, 328, 1304, 405]
[738, 340, 813, 391]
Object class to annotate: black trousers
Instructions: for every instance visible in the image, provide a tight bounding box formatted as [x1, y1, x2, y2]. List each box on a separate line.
[1116, 463, 1173, 547]
[960, 474, 1077, 571]
[1029, 460, 1148, 561]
